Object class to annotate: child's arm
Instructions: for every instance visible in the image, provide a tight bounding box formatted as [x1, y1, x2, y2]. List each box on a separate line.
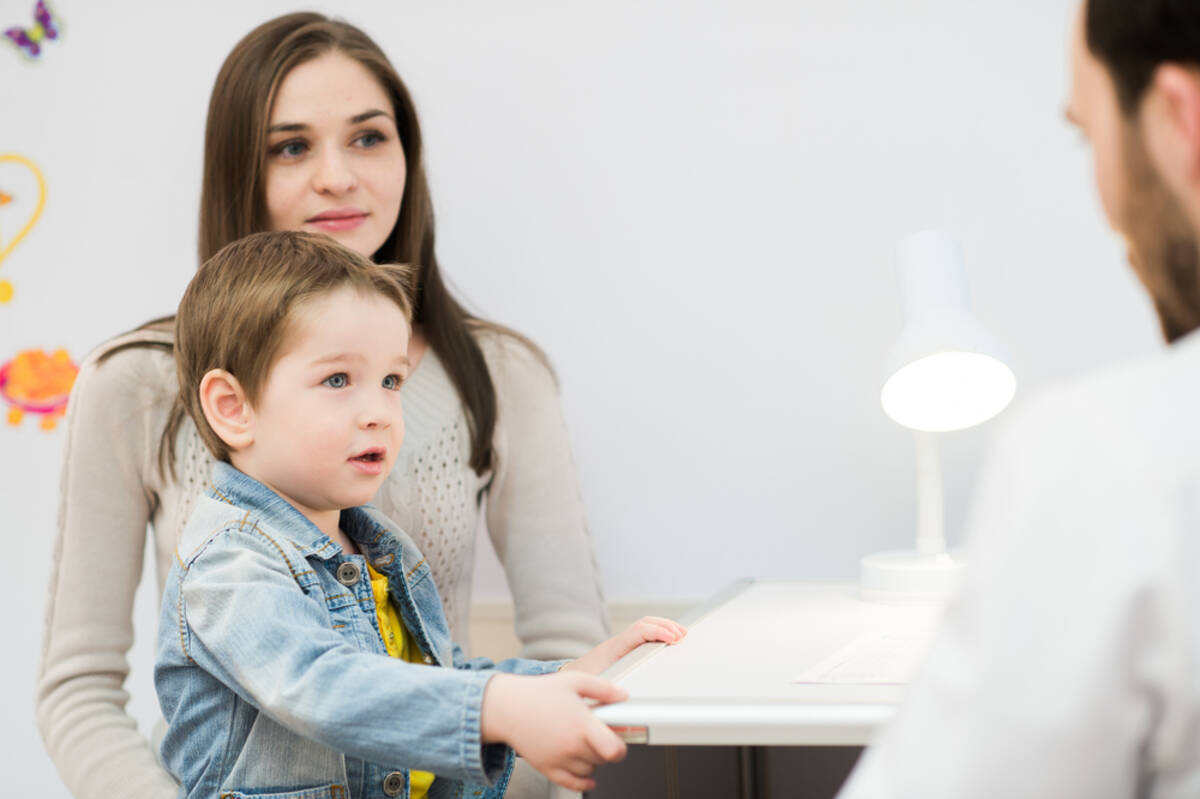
[480, 671, 628, 793]
[165, 531, 511, 785]
[476, 617, 688, 792]
[454, 616, 686, 678]
[562, 616, 688, 676]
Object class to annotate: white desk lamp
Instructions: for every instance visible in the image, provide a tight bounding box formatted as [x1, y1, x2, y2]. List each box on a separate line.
[860, 231, 1016, 602]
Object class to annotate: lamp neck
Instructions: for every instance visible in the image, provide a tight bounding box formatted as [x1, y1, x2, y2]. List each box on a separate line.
[913, 431, 946, 555]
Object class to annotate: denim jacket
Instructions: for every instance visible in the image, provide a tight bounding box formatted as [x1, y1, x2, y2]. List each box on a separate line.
[155, 462, 561, 799]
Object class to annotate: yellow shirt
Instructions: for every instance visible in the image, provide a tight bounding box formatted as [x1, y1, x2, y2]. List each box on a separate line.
[367, 563, 435, 799]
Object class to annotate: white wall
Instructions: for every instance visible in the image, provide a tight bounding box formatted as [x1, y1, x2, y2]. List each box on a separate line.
[1, 0, 1160, 792]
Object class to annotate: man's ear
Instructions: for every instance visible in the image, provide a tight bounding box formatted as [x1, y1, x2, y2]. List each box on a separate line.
[198, 369, 254, 452]
[1143, 65, 1200, 189]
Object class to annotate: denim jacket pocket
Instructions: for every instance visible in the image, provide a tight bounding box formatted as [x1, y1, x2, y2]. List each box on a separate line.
[324, 586, 376, 652]
[293, 568, 356, 632]
[323, 588, 360, 615]
[218, 785, 348, 799]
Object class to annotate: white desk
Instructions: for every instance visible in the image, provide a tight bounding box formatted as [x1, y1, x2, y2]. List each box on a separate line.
[594, 579, 945, 747]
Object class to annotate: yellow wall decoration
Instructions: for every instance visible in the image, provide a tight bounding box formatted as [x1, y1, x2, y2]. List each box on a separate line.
[0, 152, 47, 303]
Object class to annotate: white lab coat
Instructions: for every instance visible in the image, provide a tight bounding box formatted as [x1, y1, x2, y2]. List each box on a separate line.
[839, 331, 1200, 799]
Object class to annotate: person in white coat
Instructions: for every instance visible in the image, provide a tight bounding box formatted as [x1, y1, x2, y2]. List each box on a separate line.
[839, 1, 1200, 797]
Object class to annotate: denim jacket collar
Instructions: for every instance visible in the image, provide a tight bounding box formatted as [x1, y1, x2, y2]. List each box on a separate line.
[209, 461, 352, 561]
[206, 462, 430, 581]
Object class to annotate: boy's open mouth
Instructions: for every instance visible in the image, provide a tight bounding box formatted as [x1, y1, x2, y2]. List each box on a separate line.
[351, 448, 385, 463]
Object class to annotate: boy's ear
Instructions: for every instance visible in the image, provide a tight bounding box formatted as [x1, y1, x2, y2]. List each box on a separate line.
[198, 369, 255, 451]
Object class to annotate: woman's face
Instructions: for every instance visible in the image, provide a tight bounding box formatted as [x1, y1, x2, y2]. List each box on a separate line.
[265, 51, 407, 258]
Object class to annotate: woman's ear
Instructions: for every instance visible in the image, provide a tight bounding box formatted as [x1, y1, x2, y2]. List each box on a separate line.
[198, 369, 255, 452]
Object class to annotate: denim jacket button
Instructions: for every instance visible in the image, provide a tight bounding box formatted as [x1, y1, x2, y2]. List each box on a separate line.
[382, 771, 405, 796]
[336, 561, 361, 587]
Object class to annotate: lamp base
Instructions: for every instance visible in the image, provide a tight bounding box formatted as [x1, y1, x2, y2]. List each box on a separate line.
[860, 549, 964, 603]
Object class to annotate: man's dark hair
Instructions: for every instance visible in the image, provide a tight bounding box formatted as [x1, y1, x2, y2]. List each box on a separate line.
[1086, 0, 1200, 115]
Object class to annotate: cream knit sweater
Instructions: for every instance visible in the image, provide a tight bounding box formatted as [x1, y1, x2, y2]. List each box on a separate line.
[36, 326, 608, 799]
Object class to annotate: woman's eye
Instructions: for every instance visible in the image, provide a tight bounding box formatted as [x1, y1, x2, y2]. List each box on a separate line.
[322, 373, 349, 389]
[382, 374, 402, 391]
[355, 130, 384, 148]
[272, 140, 308, 159]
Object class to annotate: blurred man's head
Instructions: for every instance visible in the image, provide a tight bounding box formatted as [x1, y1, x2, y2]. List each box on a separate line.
[1068, 0, 1200, 341]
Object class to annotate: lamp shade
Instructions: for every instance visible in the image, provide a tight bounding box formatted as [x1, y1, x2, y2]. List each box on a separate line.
[880, 231, 1015, 433]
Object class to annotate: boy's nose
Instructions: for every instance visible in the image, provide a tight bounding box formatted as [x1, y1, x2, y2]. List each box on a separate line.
[360, 411, 392, 430]
[359, 393, 399, 430]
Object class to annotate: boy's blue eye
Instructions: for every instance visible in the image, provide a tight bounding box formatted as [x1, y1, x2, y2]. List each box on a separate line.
[382, 374, 401, 391]
[323, 373, 348, 388]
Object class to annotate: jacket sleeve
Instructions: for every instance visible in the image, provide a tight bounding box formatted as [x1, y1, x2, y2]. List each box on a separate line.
[837, 394, 1173, 799]
[451, 642, 566, 676]
[177, 529, 511, 783]
[483, 333, 610, 659]
[36, 340, 180, 799]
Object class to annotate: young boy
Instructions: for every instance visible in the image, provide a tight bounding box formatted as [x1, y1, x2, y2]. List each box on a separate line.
[155, 231, 685, 799]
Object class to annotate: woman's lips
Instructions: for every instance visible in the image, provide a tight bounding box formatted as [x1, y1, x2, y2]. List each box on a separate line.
[307, 209, 368, 232]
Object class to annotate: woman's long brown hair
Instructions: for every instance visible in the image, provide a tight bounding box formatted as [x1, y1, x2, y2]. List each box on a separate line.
[106, 13, 539, 478]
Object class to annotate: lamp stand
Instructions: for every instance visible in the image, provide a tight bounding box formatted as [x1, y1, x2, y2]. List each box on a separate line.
[860, 431, 964, 602]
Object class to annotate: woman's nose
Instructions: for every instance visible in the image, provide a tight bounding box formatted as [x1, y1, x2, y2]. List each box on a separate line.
[312, 147, 358, 195]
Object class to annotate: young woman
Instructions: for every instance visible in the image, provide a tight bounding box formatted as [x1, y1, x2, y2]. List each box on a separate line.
[36, 14, 608, 798]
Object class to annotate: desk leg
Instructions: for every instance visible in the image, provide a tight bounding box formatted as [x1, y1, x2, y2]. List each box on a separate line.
[737, 746, 762, 799]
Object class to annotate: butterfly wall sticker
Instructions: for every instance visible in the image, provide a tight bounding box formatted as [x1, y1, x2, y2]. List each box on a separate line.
[5, 1, 61, 60]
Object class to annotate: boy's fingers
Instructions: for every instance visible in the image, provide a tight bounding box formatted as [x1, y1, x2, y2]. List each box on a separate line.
[635, 617, 688, 642]
[566, 754, 602, 774]
[642, 616, 685, 632]
[568, 672, 628, 705]
[550, 768, 595, 793]
[585, 715, 628, 762]
[560, 753, 596, 772]
[651, 624, 679, 641]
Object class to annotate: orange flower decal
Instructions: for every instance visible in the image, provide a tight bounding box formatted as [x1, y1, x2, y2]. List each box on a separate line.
[1, 348, 77, 430]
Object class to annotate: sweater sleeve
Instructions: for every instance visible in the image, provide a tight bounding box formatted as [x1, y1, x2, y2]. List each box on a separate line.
[36, 336, 179, 799]
[482, 333, 609, 660]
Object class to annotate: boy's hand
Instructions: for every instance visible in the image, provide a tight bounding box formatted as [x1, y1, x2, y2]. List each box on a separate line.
[563, 616, 688, 676]
[480, 671, 629, 792]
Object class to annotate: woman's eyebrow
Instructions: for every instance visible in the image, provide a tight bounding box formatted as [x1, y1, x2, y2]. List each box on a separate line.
[267, 109, 393, 134]
[349, 108, 393, 125]
[267, 121, 308, 134]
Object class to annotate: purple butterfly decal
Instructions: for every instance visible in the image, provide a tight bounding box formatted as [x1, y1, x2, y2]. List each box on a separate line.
[5, 2, 60, 59]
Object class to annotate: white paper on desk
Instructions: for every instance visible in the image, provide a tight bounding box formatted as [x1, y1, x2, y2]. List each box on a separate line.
[792, 631, 932, 685]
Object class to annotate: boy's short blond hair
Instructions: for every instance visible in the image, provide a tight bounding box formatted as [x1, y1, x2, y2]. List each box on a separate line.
[175, 230, 416, 462]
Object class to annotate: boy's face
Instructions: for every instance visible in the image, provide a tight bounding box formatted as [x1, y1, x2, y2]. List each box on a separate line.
[233, 285, 410, 536]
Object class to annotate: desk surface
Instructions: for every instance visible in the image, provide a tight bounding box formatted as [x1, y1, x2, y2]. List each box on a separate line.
[594, 579, 944, 746]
